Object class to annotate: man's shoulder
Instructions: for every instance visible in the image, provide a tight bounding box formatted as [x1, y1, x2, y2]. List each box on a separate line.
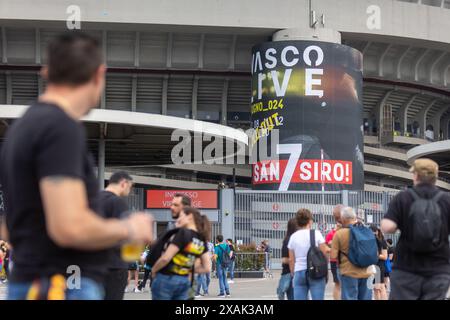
[334, 228, 349, 237]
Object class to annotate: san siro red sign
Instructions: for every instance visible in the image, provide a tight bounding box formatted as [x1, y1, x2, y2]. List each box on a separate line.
[252, 159, 352, 185]
[146, 190, 218, 209]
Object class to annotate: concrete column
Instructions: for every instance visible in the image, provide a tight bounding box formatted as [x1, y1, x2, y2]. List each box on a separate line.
[219, 189, 234, 240]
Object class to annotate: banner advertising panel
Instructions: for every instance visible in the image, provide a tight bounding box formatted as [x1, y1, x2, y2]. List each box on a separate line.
[146, 190, 218, 209]
[251, 41, 364, 191]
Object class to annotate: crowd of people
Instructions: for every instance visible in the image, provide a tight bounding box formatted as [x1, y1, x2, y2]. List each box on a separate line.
[0, 30, 449, 301]
[277, 158, 450, 300]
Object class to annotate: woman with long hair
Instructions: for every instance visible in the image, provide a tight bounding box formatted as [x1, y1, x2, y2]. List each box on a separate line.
[277, 218, 298, 300]
[151, 207, 211, 300]
[370, 224, 388, 300]
[288, 209, 330, 300]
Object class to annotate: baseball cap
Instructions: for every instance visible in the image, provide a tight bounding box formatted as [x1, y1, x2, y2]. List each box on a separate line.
[409, 158, 438, 178]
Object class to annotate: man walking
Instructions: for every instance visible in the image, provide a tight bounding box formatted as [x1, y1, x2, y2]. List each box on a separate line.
[0, 31, 153, 300]
[169, 193, 191, 229]
[214, 235, 231, 298]
[381, 159, 450, 300]
[99, 171, 134, 300]
[331, 207, 374, 300]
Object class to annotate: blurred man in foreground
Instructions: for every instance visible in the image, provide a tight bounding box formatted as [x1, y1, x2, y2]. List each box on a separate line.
[0, 31, 153, 300]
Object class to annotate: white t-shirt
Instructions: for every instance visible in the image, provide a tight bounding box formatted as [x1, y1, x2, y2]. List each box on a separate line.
[287, 229, 325, 272]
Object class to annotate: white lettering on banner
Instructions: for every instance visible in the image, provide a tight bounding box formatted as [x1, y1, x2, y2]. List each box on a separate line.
[281, 46, 300, 67]
[252, 45, 324, 101]
[265, 48, 277, 69]
[303, 46, 324, 67]
[276, 144, 303, 191]
[258, 73, 266, 100]
[299, 161, 312, 181]
[271, 69, 292, 97]
[305, 68, 323, 98]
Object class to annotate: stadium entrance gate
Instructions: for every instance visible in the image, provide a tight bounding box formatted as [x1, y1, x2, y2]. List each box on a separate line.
[234, 190, 399, 269]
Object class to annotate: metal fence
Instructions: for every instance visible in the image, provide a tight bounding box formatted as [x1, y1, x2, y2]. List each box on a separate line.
[234, 190, 400, 269]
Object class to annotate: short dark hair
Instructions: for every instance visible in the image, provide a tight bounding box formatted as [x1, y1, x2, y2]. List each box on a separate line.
[226, 238, 233, 243]
[174, 193, 191, 206]
[296, 208, 313, 227]
[216, 235, 224, 243]
[108, 171, 132, 185]
[47, 31, 102, 85]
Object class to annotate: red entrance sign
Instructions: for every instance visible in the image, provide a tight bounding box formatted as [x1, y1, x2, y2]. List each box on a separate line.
[146, 190, 218, 209]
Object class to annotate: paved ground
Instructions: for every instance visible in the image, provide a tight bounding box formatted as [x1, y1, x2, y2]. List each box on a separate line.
[0, 273, 335, 300]
[1, 274, 448, 300]
[123, 273, 335, 300]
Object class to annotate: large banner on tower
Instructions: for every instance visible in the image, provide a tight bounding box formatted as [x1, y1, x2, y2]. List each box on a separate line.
[250, 41, 364, 191]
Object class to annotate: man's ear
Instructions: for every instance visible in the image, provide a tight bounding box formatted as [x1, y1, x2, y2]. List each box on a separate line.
[40, 66, 49, 80]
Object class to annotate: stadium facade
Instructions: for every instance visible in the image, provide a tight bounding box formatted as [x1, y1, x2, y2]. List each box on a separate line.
[1, 0, 450, 192]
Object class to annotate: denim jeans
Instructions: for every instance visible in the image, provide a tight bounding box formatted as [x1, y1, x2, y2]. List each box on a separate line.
[8, 277, 104, 300]
[340, 275, 372, 300]
[216, 264, 230, 295]
[228, 261, 235, 280]
[151, 273, 191, 300]
[293, 270, 326, 300]
[277, 273, 294, 300]
[195, 273, 210, 295]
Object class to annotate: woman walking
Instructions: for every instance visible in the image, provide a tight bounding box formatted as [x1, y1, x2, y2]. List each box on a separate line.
[151, 207, 211, 300]
[277, 218, 298, 300]
[288, 209, 330, 300]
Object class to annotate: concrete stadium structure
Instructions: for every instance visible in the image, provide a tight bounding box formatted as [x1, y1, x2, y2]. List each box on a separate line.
[1, 0, 450, 194]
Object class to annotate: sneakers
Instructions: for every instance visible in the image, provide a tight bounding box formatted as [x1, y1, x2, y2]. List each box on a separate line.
[227, 280, 234, 284]
[226, 294, 231, 298]
[194, 294, 203, 298]
[124, 287, 129, 293]
[134, 287, 142, 293]
[217, 294, 226, 298]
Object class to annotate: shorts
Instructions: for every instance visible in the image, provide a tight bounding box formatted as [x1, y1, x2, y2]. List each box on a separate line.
[330, 261, 339, 284]
[128, 262, 138, 271]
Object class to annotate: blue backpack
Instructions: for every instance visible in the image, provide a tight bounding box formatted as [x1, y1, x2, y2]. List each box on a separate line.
[343, 224, 379, 268]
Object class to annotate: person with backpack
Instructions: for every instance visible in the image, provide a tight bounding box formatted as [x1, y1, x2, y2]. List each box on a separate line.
[288, 209, 330, 300]
[214, 235, 232, 298]
[381, 159, 450, 300]
[150, 207, 211, 300]
[369, 225, 388, 300]
[331, 206, 378, 300]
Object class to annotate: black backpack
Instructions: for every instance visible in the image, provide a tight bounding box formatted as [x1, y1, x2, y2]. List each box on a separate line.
[218, 244, 232, 268]
[406, 189, 444, 253]
[306, 229, 328, 280]
[146, 228, 180, 267]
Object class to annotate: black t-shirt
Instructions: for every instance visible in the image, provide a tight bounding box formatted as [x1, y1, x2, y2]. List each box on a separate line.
[160, 228, 207, 276]
[98, 190, 129, 270]
[281, 238, 290, 275]
[384, 183, 450, 276]
[0, 102, 108, 283]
